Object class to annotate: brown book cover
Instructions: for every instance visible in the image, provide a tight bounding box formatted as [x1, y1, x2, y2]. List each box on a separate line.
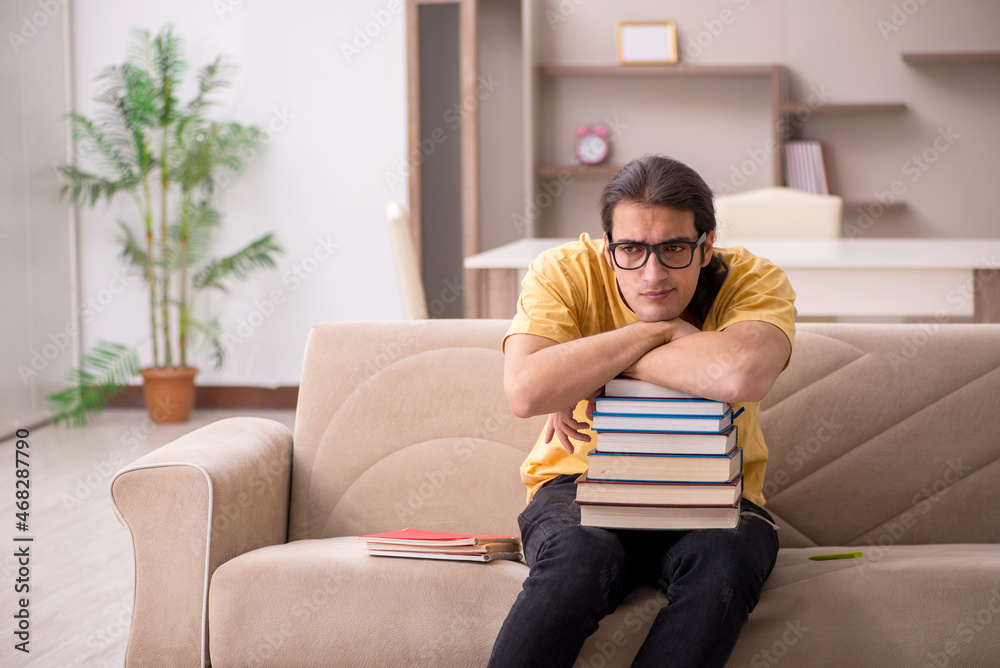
[586, 448, 743, 483]
[576, 499, 739, 530]
[575, 471, 742, 506]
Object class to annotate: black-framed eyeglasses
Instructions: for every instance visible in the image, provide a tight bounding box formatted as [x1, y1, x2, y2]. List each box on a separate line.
[606, 232, 707, 270]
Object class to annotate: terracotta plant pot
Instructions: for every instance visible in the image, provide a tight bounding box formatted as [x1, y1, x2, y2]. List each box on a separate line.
[140, 367, 199, 423]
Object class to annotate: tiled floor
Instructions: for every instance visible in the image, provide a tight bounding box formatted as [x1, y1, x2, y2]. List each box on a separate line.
[0, 408, 296, 668]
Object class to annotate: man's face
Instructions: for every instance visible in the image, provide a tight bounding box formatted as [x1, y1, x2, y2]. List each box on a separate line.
[603, 201, 714, 322]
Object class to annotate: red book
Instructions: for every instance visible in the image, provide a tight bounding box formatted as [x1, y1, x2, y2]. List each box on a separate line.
[357, 528, 520, 547]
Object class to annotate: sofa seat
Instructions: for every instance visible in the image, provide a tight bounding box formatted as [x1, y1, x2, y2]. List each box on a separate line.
[208, 536, 675, 668]
[730, 544, 1000, 667]
[210, 536, 1000, 667]
[207, 537, 525, 667]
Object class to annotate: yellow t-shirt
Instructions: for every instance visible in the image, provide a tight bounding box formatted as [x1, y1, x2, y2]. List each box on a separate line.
[504, 233, 796, 507]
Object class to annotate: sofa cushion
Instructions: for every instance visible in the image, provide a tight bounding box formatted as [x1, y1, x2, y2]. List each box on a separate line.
[573, 544, 1000, 667]
[290, 320, 544, 541]
[209, 539, 1000, 667]
[759, 324, 1000, 547]
[208, 536, 674, 668]
[208, 537, 526, 667]
[729, 544, 1000, 667]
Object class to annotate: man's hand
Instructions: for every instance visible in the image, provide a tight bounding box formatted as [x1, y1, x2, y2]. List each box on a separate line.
[621, 317, 700, 378]
[667, 317, 701, 341]
[543, 393, 599, 454]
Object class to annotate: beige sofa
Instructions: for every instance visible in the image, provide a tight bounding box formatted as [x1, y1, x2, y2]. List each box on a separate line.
[111, 319, 1000, 667]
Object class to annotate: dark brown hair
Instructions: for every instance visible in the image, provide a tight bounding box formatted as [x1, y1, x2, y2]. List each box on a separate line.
[599, 154, 729, 327]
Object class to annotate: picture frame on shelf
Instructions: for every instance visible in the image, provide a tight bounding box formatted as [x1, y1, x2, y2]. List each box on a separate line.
[616, 21, 678, 65]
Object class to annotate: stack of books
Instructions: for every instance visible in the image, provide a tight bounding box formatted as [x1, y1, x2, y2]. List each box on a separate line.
[575, 377, 744, 530]
[358, 528, 523, 562]
[784, 139, 830, 194]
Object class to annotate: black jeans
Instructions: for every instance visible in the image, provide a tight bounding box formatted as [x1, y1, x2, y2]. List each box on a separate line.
[488, 474, 779, 668]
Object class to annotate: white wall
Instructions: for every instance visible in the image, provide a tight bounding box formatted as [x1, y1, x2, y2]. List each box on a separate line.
[71, 0, 409, 385]
[1, 0, 73, 433]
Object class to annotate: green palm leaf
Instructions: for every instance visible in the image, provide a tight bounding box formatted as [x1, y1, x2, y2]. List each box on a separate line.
[184, 313, 226, 370]
[117, 220, 150, 278]
[46, 341, 142, 427]
[57, 163, 133, 207]
[173, 120, 263, 196]
[172, 117, 220, 189]
[126, 26, 186, 127]
[97, 63, 158, 133]
[167, 200, 221, 270]
[63, 112, 143, 190]
[211, 122, 265, 177]
[193, 233, 284, 293]
[94, 64, 158, 172]
[184, 56, 236, 116]
[151, 26, 185, 123]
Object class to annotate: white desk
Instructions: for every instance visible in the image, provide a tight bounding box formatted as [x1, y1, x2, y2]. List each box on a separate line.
[465, 237, 1000, 321]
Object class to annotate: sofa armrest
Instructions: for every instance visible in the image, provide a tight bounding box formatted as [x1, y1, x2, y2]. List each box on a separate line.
[110, 417, 293, 668]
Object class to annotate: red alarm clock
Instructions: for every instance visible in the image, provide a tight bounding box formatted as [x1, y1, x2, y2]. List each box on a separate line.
[574, 124, 610, 165]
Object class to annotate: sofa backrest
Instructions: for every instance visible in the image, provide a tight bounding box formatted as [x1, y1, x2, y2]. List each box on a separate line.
[289, 320, 542, 540]
[759, 323, 1000, 548]
[290, 320, 1000, 547]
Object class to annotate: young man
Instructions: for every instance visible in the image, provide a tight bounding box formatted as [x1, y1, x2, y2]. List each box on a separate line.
[487, 155, 796, 668]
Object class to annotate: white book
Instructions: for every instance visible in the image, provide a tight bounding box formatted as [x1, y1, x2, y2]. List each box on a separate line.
[595, 425, 737, 455]
[592, 409, 735, 434]
[784, 141, 800, 189]
[594, 396, 728, 417]
[784, 140, 807, 190]
[603, 377, 701, 400]
[808, 140, 830, 194]
[803, 140, 819, 193]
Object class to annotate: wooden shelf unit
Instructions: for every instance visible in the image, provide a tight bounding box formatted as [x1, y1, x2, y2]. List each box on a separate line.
[526, 62, 785, 236]
[842, 201, 906, 215]
[780, 102, 907, 115]
[518, 20, 999, 243]
[902, 51, 1000, 65]
[539, 63, 782, 78]
[536, 164, 622, 179]
[530, 61, 914, 235]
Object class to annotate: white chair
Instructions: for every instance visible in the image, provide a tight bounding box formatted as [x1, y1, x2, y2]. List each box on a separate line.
[386, 201, 428, 319]
[714, 186, 843, 239]
[715, 187, 844, 322]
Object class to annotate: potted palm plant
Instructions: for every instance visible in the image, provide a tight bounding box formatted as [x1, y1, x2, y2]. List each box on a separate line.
[49, 25, 283, 426]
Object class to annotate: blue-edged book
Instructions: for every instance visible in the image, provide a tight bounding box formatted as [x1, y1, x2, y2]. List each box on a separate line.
[592, 407, 741, 434]
[586, 447, 743, 483]
[594, 396, 729, 417]
[594, 425, 737, 455]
